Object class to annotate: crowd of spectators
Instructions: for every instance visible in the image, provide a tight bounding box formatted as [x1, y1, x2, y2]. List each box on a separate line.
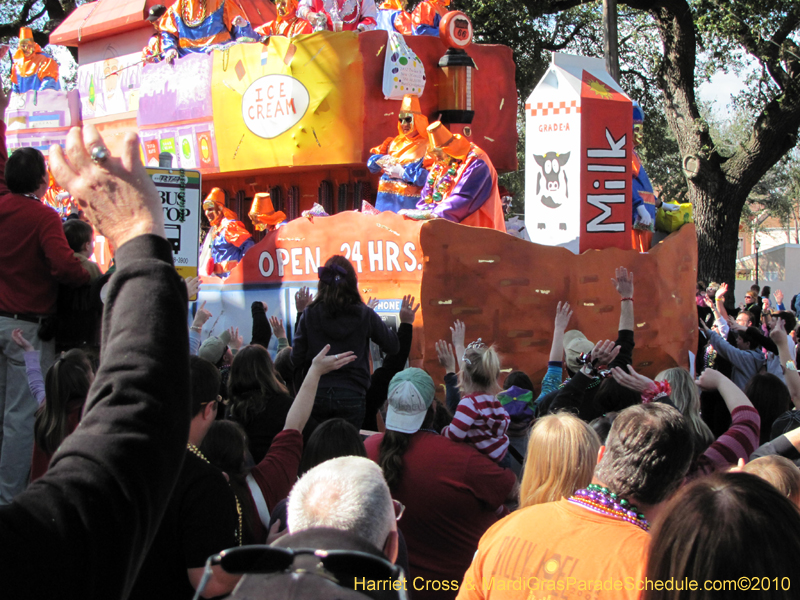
[3, 83, 800, 600]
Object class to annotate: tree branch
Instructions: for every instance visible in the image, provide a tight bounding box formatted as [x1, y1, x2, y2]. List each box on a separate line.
[542, 20, 586, 51]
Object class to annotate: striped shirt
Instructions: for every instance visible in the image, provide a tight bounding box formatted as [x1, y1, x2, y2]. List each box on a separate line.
[443, 393, 510, 462]
[692, 405, 761, 479]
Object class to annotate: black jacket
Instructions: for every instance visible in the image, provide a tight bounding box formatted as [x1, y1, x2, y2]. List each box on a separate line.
[0, 235, 190, 599]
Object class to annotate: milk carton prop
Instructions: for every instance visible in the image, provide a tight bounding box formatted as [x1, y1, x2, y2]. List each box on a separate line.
[525, 53, 633, 254]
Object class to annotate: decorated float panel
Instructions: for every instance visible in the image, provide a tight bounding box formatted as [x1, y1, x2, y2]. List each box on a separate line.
[130, 31, 517, 177]
[7, 1, 700, 379]
[4, 90, 81, 153]
[196, 210, 426, 357]
[196, 213, 698, 380]
[525, 53, 633, 254]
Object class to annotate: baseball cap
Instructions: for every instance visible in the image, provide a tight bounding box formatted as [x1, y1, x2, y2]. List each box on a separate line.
[198, 330, 232, 365]
[385, 368, 435, 434]
[563, 330, 595, 374]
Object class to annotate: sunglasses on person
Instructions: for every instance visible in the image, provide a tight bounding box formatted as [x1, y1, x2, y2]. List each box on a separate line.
[398, 115, 413, 124]
[192, 545, 407, 600]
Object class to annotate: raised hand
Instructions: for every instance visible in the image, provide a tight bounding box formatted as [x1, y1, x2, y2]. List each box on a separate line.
[295, 286, 312, 312]
[554, 301, 573, 332]
[589, 339, 620, 367]
[611, 365, 655, 393]
[399, 294, 420, 324]
[192, 300, 212, 329]
[184, 276, 200, 298]
[436, 340, 457, 373]
[310, 344, 356, 375]
[269, 316, 286, 339]
[227, 326, 243, 350]
[696, 368, 725, 391]
[11, 329, 34, 352]
[611, 266, 634, 298]
[50, 125, 165, 249]
[451, 319, 466, 366]
[770, 318, 788, 346]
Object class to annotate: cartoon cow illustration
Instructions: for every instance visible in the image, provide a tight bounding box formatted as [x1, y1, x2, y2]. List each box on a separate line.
[533, 151, 570, 208]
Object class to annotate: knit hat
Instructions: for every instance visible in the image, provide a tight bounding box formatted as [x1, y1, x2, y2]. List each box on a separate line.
[563, 330, 594, 374]
[198, 330, 231, 365]
[385, 368, 435, 434]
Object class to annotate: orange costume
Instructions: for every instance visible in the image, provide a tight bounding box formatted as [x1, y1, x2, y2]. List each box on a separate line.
[376, 0, 412, 35]
[367, 94, 430, 212]
[158, 0, 258, 58]
[10, 28, 60, 93]
[458, 499, 648, 600]
[255, 0, 313, 36]
[414, 122, 505, 232]
[199, 188, 255, 277]
[41, 173, 73, 220]
[411, 0, 449, 36]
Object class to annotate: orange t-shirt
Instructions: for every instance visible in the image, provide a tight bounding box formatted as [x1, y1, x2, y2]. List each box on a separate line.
[457, 499, 648, 600]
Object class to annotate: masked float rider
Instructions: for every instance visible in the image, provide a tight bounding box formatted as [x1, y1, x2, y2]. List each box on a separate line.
[367, 95, 430, 213]
[256, 0, 313, 37]
[159, 0, 258, 62]
[297, 0, 378, 32]
[199, 188, 255, 278]
[11, 28, 60, 93]
[411, 121, 505, 232]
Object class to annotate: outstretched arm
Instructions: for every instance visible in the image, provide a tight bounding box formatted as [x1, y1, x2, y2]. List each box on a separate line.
[693, 369, 760, 475]
[771, 319, 800, 410]
[612, 266, 634, 332]
[1, 124, 187, 598]
[537, 302, 572, 402]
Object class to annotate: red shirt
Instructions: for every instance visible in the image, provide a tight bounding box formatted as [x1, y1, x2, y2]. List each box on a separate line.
[365, 431, 515, 600]
[0, 122, 89, 314]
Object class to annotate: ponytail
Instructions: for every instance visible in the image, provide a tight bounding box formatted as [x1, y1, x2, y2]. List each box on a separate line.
[458, 343, 502, 395]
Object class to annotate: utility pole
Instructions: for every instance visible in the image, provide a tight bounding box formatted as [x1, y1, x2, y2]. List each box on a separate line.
[603, 0, 620, 82]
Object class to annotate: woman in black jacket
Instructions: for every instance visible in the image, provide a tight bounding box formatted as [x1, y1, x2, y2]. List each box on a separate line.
[290, 255, 400, 429]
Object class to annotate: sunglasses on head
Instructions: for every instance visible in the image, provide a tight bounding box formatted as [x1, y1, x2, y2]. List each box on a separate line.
[192, 545, 407, 600]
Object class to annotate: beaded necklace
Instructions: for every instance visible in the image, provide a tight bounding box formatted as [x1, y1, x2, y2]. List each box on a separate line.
[568, 483, 649, 531]
[558, 376, 602, 391]
[180, 0, 207, 27]
[323, 0, 360, 26]
[187, 443, 243, 545]
[420, 151, 475, 205]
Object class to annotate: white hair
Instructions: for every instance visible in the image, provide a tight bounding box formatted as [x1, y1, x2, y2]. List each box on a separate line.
[287, 456, 395, 551]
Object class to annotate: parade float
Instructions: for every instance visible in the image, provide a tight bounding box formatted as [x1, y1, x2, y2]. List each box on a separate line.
[5, 0, 698, 381]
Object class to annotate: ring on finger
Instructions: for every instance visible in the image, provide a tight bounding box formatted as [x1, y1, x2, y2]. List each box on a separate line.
[335, 354, 339, 360]
[90, 144, 110, 164]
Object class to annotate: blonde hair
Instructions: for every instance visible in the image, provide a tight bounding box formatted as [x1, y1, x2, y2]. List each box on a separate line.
[458, 343, 502, 395]
[656, 367, 714, 454]
[519, 413, 601, 508]
[744, 456, 800, 508]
